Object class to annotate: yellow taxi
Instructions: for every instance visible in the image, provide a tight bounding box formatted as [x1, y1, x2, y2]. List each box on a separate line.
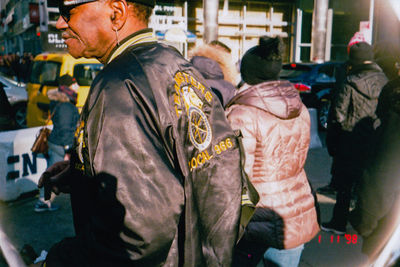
[26, 53, 103, 127]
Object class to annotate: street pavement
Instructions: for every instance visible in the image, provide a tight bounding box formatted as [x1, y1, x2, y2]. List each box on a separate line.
[0, 134, 371, 267]
[300, 147, 369, 267]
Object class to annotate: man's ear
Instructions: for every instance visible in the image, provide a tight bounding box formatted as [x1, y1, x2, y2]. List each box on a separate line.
[109, 0, 128, 30]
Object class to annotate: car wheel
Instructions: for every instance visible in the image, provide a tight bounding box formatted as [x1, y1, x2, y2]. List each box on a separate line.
[13, 102, 27, 128]
[318, 100, 330, 130]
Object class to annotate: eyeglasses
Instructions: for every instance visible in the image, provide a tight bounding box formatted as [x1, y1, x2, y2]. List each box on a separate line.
[58, 0, 97, 22]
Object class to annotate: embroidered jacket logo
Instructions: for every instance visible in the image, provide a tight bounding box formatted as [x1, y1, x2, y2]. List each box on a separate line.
[173, 72, 213, 151]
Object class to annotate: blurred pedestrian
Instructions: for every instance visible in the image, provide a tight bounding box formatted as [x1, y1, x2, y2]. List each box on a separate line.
[33, 0, 243, 266]
[20, 52, 33, 83]
[190, 55, 236, 107]
[189, 42, 240, 88]
[227, 36, 320, 267]
[34, 74, 79, 212]
[350, 46, 400, 262]
[0, 83, 16, 131]
[317, 61, 348, 195]
[321, 42, 388, 235]
[374, 40, 400, 81]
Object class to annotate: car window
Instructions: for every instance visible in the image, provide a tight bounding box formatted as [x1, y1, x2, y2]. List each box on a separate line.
[316, 64, 336, 82]
[280, 64, 313, 79]
[318, 65, 335, 77]
[73, 64, 103, 86]
[0, 72, 20, 86]
[29, 61, 61, 86]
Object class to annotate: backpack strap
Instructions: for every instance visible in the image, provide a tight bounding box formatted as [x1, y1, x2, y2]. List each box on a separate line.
[233, 129, 260, 242]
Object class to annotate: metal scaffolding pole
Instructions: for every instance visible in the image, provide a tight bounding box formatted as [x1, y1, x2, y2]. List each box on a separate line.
[203, 0, 219, 43]
[310, 0, 329, 63]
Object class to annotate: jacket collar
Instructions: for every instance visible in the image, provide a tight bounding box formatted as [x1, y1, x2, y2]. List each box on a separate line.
[106, 28, 157, 65]
[348, 62, 382, 75]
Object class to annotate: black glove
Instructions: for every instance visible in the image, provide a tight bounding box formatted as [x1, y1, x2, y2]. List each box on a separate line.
[38, 160, 72, 200]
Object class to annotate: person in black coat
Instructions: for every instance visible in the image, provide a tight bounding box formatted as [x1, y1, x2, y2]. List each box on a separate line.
[321, 42, 388, 235]
[317, 61, 349, 195]
[0, 83, 16, 131]
[350, 67, 400, 262]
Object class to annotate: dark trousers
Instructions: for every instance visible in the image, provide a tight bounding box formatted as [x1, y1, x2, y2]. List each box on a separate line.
[331, 184, 354, 228]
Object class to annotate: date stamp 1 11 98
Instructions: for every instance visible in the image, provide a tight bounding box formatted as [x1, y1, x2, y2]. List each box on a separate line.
[318, 234, 358, 244]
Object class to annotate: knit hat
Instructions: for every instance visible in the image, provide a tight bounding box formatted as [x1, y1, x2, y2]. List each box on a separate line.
[58, 74, 76, 87]
[58, 75, 78, 104]
[240, 36, 284, 85]
[347, 32, 366, 53]
[349, 42, 374, 66]
[61, 0, 155, 8]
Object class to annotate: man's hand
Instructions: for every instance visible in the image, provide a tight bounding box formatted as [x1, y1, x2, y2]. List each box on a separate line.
[38, 160, 72, 200]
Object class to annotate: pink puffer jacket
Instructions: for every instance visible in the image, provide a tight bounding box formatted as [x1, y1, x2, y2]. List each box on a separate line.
[226, 80, 320, 249]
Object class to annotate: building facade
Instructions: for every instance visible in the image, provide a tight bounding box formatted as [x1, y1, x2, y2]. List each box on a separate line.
[0, 0, 41, 55]
[0, 0, 398, 63]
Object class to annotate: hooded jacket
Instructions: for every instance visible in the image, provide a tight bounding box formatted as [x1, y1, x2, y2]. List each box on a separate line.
[330, 62, 388, 183]
[225, 80, 320, 249]
[350, 77, 400, 259]
[190, 56, 236, 107]
[333, 62, 388, 132]
[45, 30, 244, 267]
[189, 44, 240, 86]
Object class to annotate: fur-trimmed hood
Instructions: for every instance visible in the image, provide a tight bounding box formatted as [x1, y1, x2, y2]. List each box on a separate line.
[189, 44, 240, 86]
[47, 89, 72, 103]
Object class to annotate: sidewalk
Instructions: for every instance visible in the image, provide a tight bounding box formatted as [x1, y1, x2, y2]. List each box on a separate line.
[0, 193, 74, 266]
[300, 146, 369, 267]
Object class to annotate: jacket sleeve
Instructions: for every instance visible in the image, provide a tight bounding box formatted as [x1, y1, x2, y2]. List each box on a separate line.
[333, 82, 352, 129]
[46, 80, 184, 266]
[170, 69, 243, 266]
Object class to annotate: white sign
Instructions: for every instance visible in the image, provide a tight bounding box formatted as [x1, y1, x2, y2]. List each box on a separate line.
[0, 127, 50, 201]
[360, 21, 372, 44]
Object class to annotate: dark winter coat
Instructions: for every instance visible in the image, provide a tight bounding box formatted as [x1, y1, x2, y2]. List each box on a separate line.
[45, 29, 244, 266]
[47, 90, 79, 148]
[190, 56, 236, 107]
[0, 83, 15, 131]
[226, 80, 320, 250]
[350, 77, 400, 260]
[330, 62, 387, 186]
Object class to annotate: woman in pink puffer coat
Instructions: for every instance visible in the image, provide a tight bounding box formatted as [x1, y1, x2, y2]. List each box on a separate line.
[227, 36, 320, 267]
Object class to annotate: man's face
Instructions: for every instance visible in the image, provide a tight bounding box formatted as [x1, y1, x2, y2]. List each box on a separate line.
[56, 1, 114, 59]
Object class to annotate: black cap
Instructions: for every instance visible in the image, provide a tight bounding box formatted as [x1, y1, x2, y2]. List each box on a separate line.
[349, 42, 374, 66]
[240, 36, 284, 85]
[62, 0, 155, 8]
[58, 74, 76, 87]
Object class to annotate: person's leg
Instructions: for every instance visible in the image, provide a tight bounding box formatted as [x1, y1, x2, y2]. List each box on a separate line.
[332, 187, 352, 226]
[321, 185, 352, 234]
[261, 244, 304, 267]
[317, 158, 338, 195]
[47, 142, 65, 166]
[34, 142, 64, 212]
